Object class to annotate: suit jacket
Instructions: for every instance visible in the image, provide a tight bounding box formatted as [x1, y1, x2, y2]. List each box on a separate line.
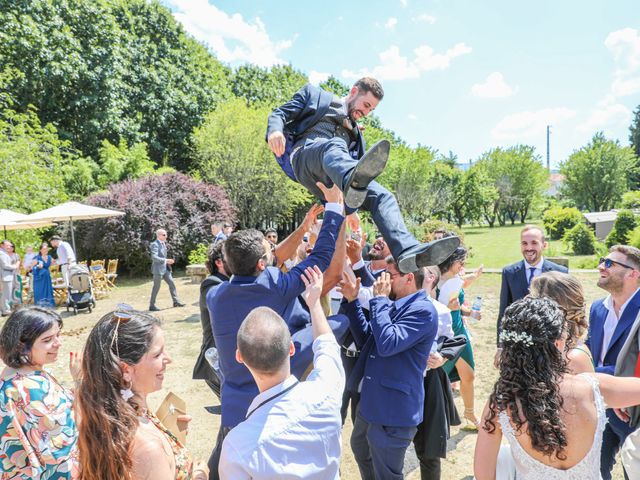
[497, 258, 568, 341]
[344, 290, 438, 427]
[208, 209, 344, 428]
[0, 250, 17, 282]
[149, 239, 168, 276]
[586, 289, 640, 376]
[192, 273, 228, 383]
[615, 305, 640, 429]
[266, 84, 366, 180]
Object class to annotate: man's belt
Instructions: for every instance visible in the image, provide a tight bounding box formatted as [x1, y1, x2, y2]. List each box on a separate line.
[341, 345, 360, 358]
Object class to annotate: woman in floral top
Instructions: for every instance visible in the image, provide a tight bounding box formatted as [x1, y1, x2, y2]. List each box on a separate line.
[0, 307, 81, 479]
[76, 308, 208, 480]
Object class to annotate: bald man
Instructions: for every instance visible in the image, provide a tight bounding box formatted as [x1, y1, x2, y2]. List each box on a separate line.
[219, 267, 344, 479]
[149, 229, 184, 311]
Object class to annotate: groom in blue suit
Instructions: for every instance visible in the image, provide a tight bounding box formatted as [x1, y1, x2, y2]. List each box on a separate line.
[586, 245, 640, 480]
[266, 77, 458, 274]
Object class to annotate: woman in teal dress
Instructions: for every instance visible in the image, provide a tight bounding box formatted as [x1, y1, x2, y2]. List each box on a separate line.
[31, 243, 54, 308]
[0, 306, 80, 479]
[438, 246, 478, 430]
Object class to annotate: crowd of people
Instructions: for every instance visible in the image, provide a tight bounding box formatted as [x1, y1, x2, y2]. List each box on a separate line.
[0, 235, 77, 314]
[4, 76, 640, 480]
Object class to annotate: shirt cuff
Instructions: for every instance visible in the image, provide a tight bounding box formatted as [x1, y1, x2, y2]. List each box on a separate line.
[324, 202, 343, 216]
[352, 259, 365, 270]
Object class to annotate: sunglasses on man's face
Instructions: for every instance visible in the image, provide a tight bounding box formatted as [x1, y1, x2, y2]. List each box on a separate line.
[599, 257, 636, 270]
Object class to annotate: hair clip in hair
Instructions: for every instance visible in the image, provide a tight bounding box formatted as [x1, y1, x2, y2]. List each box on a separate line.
[499, 330, 534, 347]
[110, 304, 134, 357]
[120, 388, 134, 401]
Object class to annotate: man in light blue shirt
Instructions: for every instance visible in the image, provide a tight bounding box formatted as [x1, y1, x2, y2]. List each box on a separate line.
[219, 266, 344, 479]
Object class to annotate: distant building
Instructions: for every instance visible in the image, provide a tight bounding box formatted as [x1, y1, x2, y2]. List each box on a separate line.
[547, 172, 564, 196]
[582, 210, 640, 240]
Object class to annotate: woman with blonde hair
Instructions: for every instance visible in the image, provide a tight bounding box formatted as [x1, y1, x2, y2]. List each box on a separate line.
[529, 271, 593, 374]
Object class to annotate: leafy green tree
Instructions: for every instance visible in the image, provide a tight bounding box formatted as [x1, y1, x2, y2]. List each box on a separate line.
[0, 0, 231, 169]
[560, 132, 637, 212]
[191, 99, 312, 229]
[621, 190, 640, 209]
[631, 105, 640, 159]
[605, 209, 637, 247]
[96, 139, 156, 188]
[231, 64, 308, 108]
[564, 223, 597, 255]
[542, 206, 583, 240]
[319, 76, 350, 97]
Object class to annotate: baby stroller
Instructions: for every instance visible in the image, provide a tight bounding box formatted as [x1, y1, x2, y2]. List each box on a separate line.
[67, 264, 96, 314]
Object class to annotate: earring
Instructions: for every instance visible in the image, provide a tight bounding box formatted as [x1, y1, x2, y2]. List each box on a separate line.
[120, 378, 134, 401]
[20, 354, 30, 365]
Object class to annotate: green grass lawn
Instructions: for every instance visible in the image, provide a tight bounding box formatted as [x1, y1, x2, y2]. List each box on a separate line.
[462, 222, 598, 269]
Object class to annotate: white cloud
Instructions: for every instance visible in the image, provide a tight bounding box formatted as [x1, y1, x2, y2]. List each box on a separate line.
[471, 72, 517, 98]
[308, 70, 330, 86]
[165, 0, 292, 67]
[605, 27, 640, 97]
[384, 17, 398, 30]
[342, 42, 471, 81]
[491, 107, 576, 140]
[577, 103, 632, 133]
[399, 0, 408, 7]
[413, 14, 436, 24]
[408, 113, 418, 120]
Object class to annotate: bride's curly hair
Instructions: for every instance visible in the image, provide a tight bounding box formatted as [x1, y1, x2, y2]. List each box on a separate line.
[485, 296, 570, 460]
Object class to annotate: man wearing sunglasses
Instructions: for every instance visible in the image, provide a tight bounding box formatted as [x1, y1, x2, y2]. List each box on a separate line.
[586, 245, 640, 479]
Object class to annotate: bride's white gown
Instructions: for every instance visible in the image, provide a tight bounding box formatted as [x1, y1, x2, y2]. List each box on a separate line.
[498, 374, 606, 479]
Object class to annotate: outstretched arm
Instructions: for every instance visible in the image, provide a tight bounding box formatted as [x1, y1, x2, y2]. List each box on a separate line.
[321, 220, 347, 296]
[266, 84, 311, 155]
[274, 204, 324, 267]
[473, 401, 501, 480]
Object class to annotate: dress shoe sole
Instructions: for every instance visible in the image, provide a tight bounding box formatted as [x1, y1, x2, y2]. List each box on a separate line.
[345, 139, 390, 210]
[397, 237, 461, 273]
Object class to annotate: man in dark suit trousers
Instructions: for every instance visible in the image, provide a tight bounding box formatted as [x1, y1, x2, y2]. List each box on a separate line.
[497, 225, 568, 341]
[148, 228, 184, 311]
[206, 183, 349, 480]
[340, 257, 438, 480]
[266, 78, 458, 274]
[586, 245, 640, 479]
[192, 241, 229, 400]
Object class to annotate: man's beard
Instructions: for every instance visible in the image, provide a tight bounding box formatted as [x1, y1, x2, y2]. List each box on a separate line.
[597, 274, 624, 293]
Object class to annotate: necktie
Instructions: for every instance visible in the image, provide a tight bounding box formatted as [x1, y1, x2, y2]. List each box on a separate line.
[527, 267, 536, 286]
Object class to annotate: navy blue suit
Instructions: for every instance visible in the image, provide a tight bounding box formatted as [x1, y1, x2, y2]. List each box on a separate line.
[497, 258, 568, 342]
[343, 291, 438, 480]
[586, 290, 640, 479]
[267, 84, 419, 260]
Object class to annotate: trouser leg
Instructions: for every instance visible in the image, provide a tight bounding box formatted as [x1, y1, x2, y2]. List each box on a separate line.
[367, 421, 417, 480]
[413, 417, 441, 480]
[207, 426, 230, 480]
[293, 138, 418, 259]
[1, 281, 11, 313]
[351, 412, 376, 480]
[601, 423, 623, 480]
[149, 275, 162, 307]
[163, 270, 180, 303]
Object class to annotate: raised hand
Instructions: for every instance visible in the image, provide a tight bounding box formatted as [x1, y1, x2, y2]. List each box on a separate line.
[337, 270, 361, 303]
[316, 181, 344, 208]
[346, 211, 360, 232]
[373, 272, 392, 298]
[300, 265, 324, 308]
[267, 131, 286, 157]
[69, 351, 82, 384]
[302, 204, 325, 232]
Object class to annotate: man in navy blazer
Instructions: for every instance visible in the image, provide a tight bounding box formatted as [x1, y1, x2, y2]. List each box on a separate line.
[206, 183, 349, 480]
[340, 257, 438, 480]
[266, 78, 458, 274]
[586, 245, 640, 479]
[497, 225, 568, 342]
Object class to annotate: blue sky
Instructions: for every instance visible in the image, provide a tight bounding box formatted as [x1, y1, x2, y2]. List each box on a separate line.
[163, 0, 640, 168]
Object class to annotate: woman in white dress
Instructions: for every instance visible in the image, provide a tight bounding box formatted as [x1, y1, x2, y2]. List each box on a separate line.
[474, 296, 640, 480]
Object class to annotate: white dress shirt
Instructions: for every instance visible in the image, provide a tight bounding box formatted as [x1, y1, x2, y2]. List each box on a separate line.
[524, 257, 544, 284]
[56, 241, 76, 265]
[219, 333, 345, 480]
[427, 295, 454, 354]
[600, 288, 640, 366]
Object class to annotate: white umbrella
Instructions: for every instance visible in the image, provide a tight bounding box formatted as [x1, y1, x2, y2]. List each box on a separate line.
[17, 202, 125, 251]
[0, 209, 56, 237]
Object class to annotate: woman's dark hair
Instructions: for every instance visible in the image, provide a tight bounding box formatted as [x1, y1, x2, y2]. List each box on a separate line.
[437, 245, 468, 274]
[485, 296, 569, 460]
[38, 242, 48, 253]
[77, 310, 161, 480]
[0, 306, 62, 368]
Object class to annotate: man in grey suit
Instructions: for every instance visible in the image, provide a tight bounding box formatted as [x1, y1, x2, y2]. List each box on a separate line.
[0, 240, 19, 315]
[149, 229, 184, 311]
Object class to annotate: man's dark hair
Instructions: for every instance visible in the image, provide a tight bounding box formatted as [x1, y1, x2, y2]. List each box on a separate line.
[50, 235, 62, 242]
[265, 228, 277, 235]
[386, 255, 425, 289]
[223, 229, 266, 276]
[0, 307, 63, 368]
[238, 307, 291, 374]
[354, 77, 384, 100]
[206, 241, 225, 275]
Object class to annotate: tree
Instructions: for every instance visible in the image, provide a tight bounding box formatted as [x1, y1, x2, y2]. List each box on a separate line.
[631, 105, 640, 159]
[560, 132, 637, 212]
[542, 206, 583, 240]
[74, 172, 235, 274]
[96, 139, 156, 188]
[191, 99, 312, 229]
[0, 0, 232, 169]
[564, 223, 597, 255]
[605, 209, 637, 247]
[230, 64, 308, 108]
